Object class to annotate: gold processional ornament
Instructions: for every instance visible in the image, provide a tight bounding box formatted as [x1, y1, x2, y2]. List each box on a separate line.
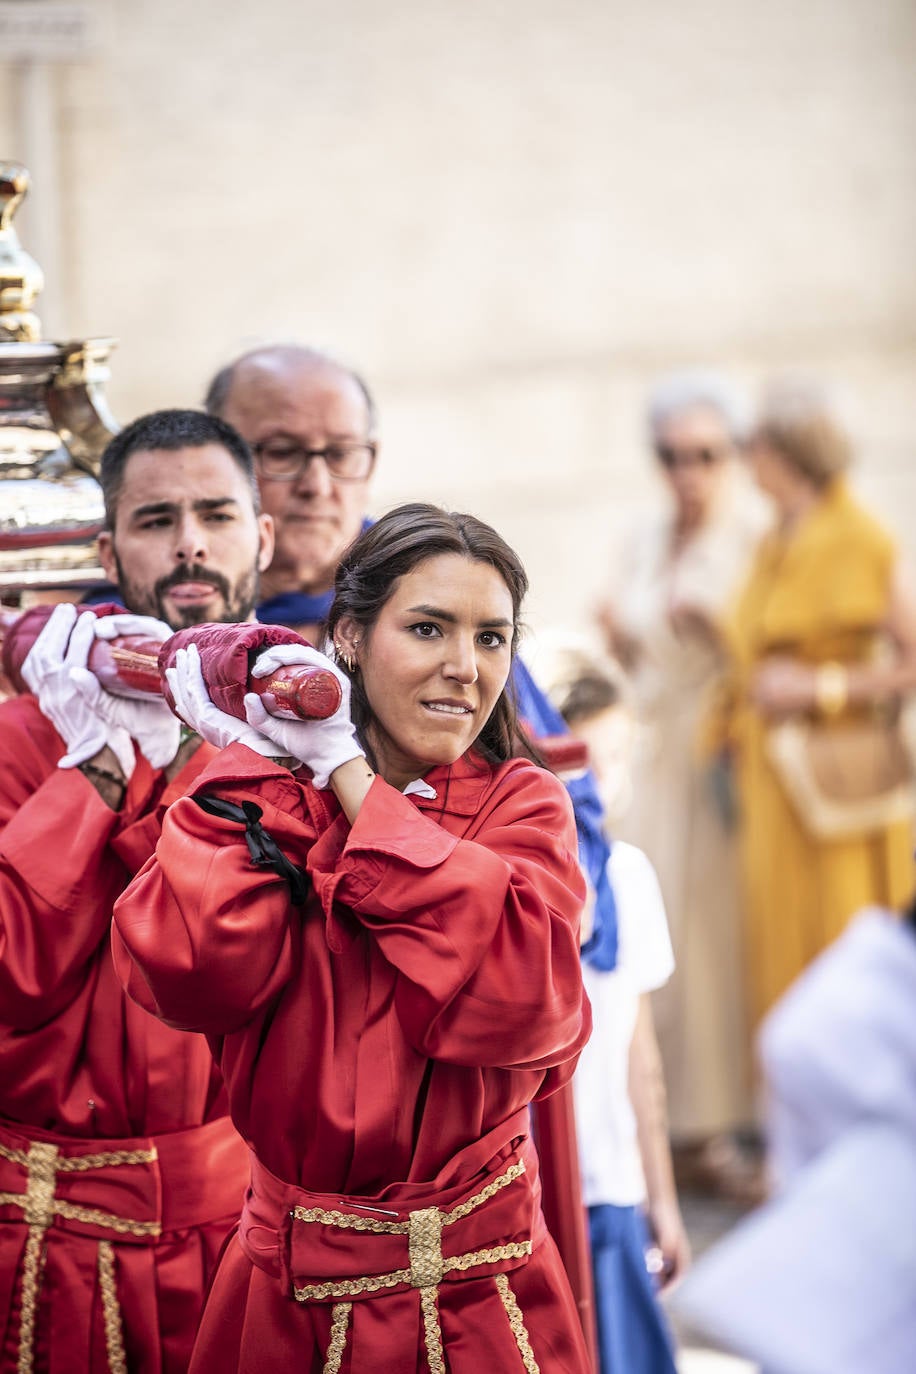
[0, 161, 118, 602]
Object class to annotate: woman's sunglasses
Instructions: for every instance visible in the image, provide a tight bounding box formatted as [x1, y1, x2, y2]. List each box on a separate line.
[654, 444, 727, 469]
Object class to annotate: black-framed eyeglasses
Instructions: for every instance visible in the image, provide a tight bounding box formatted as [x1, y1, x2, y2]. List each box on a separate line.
[654, 443, 726, 470]
[252, 439, 377, 483]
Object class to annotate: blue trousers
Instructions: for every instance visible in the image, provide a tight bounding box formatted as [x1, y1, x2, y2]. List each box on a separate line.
[589, 1204, 678, 1374]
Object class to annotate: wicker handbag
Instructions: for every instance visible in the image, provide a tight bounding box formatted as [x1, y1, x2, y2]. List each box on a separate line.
[766, 712, 915, 838]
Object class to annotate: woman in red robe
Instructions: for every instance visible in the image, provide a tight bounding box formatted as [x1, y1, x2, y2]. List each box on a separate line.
[113, 503, 593, 1373]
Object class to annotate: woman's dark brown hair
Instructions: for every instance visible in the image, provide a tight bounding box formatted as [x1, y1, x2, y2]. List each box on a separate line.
[326, 503, 528, 766]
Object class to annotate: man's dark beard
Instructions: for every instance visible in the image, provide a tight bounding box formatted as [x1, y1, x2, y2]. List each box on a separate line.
[114, 556, 259, 630]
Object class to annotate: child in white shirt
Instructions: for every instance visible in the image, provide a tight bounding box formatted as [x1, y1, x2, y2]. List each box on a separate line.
[541, 644, 690, 1373]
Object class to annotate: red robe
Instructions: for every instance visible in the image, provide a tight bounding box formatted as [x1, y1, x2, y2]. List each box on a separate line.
[0, 695, 249, 1374]
[112, 744, 593, 1372]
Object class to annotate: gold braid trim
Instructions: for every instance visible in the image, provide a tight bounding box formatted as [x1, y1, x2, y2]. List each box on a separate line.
[16, 1225, 47, 1374]
[54, 1199, 160, 1237]
[294, 1156, 533, 1373]
[293, 1205, 409, 1235]
[22, 1143, 57, 1227]
[50, 1147, 157, 1171]
[419, 1287, 446, 1374]
[443, 1160, 526, 1224]
[0, 1142, 157, 1172]
[495, 1273, 540, 1374]
[97, 1242, 128, 1374]
[0, 1190, 161, 1239]
[293, 1240, 532, 1301]
[0, 1137, 161, 1237]
[321, 1303, 352, 1374]
[444, 1241, 531, 1275]
[292, 1159, 527, 1236]
[0, 1135, 162, 1372]
[409, 1207, 443, 1287]
[295, 1268, 411, 1301]
[0, 1144, 32, 1169]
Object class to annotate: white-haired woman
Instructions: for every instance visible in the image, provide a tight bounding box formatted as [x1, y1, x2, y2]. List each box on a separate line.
[597, 371, 768, 1197]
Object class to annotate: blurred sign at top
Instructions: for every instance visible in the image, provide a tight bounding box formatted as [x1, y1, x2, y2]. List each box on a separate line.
[0, 2, 99, 60]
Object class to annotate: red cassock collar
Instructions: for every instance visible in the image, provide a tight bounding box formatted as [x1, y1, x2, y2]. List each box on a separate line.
[193, 744, 508, 826]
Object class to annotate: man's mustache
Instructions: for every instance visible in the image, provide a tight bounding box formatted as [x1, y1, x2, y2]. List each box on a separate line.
[156, 565, 231, 599]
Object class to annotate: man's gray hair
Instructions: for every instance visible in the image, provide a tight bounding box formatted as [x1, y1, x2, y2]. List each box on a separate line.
[647, 369, 750, 444]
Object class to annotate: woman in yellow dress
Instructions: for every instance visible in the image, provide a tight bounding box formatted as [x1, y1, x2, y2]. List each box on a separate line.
[725, 378, 916, 1026]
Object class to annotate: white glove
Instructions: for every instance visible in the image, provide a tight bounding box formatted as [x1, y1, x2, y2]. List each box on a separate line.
[164, 643, 281, 756]
[21, 604, 135, 777]
[89, 613, 181, 770]
[92, 612, 174, 647]
[247, 643, 366, 788]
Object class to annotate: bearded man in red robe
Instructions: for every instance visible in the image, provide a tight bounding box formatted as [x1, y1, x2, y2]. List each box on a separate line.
[0, 408, 274, 1373]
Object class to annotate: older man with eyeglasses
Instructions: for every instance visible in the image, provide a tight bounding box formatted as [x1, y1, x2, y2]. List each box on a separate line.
[205, 345, 377, 644]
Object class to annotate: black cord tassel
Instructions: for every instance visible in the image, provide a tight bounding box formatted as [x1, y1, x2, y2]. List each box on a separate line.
[193, 794, 310, 905]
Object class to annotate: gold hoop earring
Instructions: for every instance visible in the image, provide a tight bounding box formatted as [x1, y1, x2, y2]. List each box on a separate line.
[334, 642, 353, 673]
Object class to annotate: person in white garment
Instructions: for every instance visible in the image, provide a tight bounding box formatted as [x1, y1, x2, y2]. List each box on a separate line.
[759, 894, 916, 1189]
[670, 889, 916, 1374]
[596, 371, 769, 1198]
[539, 641, 690, 1374]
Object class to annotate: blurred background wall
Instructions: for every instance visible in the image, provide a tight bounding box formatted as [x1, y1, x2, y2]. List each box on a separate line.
[2, 0, 914, 630]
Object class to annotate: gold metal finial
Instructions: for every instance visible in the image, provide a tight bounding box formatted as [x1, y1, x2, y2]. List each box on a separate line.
[0, 162, 44, 342]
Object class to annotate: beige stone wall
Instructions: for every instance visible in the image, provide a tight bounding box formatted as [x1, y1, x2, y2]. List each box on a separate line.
[2, 0, 915, 630]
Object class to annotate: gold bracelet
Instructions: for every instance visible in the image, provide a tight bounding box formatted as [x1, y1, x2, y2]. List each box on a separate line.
[815, 661, 848, 717]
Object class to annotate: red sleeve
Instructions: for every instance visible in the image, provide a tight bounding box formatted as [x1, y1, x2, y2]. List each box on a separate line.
[108, 741, 221, 876]
[308, 764, 590, 1071]
[0, 698, 220, 1030]
[114, 750, 589, 1072]
[0, 697, 125, 1028]
[112, 745, 321, 1035]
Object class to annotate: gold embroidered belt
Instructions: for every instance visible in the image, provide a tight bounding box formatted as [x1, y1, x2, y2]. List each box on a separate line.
[241, 1133, 547, 1374]
[0, 1114, 246, 1374]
